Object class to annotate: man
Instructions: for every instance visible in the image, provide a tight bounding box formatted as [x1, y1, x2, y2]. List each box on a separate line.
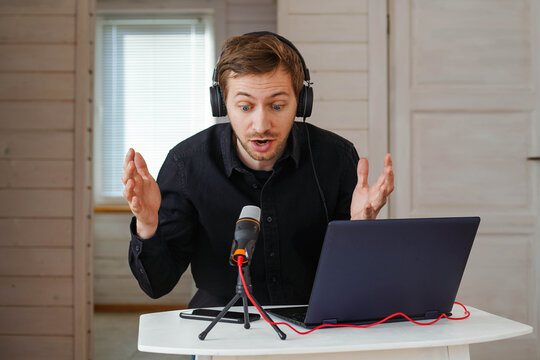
[122, 32, 393, 308]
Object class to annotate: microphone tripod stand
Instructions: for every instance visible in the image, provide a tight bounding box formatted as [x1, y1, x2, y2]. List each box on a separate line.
[198, 263, 286, 340]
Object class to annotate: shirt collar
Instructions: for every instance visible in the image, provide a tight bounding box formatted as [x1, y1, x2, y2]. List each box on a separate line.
[221, 122, 301, 177]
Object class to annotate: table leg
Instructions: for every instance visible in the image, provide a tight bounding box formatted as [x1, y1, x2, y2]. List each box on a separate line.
[447, 345, 470, 360]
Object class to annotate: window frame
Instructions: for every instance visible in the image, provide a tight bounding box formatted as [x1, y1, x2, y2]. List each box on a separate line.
[93, 13, 215, 207]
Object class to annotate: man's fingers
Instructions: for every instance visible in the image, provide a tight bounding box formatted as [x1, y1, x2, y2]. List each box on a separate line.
[384, 154, 394, 190]
[131, 173, 144, 196]
[123, 174, 144, 206]
[372, 184, 388, 211]
[134, 152, 152, 179]
[131, 196, 140, 213]
[385, 170, 394, 193]
[123, 148, 135, 171]
[373, 154, 394, 195]
[383, 163, 394, 193]
[121, 160, 136, 185]
[123, 178, 135, 202]
[122, 148, 148, 217]
[384, 153, 392, 168]
[364, 203, 375, 219]
[357, 158, 369, 188]
[374, 171, 386, 188]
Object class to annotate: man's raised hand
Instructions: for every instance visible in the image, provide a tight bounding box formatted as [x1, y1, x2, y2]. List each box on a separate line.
[122, 148, 161, 238]
[350, 153, 394, 220]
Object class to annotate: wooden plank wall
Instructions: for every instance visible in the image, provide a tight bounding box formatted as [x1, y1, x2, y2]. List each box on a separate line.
[278, 0, 370, 159]
[93, 0, 277, 306]
[0, 0, 93, 359]
[226, 0, 277, 37]
[277, 0, 391, 214]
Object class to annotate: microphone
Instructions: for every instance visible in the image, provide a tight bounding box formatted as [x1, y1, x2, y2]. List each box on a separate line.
[230, 205, 261, 266]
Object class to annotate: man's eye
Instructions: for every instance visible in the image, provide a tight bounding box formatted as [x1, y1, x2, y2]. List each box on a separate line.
[241, 105, 250, 112]
[273, 104, 282, 111]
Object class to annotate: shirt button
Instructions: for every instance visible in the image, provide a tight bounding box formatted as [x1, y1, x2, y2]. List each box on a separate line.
[267, 216, 273, 223]
[252, 183, 258, 189]
[269, 252, 275, 257]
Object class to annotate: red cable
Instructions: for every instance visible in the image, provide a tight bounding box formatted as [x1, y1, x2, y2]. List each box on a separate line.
[236, 256, 470, 335]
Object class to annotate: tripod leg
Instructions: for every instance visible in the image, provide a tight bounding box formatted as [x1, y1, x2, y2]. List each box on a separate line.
[249, 295, 287, 340]
[241, 294, 250, 329]
[198, 294, 241, 340]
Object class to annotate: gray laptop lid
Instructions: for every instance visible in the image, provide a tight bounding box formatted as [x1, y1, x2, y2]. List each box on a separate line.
[302, 217, 480, 326]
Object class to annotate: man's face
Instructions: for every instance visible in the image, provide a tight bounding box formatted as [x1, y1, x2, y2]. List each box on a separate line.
[225, 66, 297, 171]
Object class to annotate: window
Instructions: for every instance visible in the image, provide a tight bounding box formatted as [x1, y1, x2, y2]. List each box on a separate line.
[94, 15, 215, 205]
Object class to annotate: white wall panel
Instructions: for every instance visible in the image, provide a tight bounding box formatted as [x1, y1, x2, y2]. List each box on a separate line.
[0, 0, 75, 14]
[390, 0, 539, 357]
[0, 249, 73, 277]
[412, 0, 531, 88]
[278, 0, 376, 172]
[0, 219, 73, 247]
[0, 74, 74, 100]
[0, 277, 73, 306]
[0, 189, 73, 217]
[410, 112, 532, 214]
[0, 16, 75, 43]
[458, 234, 532, 323]
[312, 72, 368, 101]
[0, 103, 74, 130]
[285, 14, 368, 43]
[226, 4, 276, 22]
[0, 336, 73, 360]
[0, 160, 73, 188]
[0, 0, 92, 358]
[297, 43, 368, 72]
[0, 307, 73, 335]
[309, 101, 368, 130]
[0, 131, 73, 159]
[286, 0, 367, 14]
[0, 45, 75, 72]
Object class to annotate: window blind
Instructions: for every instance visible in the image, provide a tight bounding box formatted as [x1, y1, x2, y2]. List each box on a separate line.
[96, 17, 214, 202]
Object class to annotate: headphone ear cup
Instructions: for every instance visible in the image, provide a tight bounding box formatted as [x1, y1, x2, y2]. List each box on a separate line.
[296, 85, 313, 118]
[210, 85, 227, 117]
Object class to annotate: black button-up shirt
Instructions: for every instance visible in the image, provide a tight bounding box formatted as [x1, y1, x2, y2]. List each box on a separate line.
[129, 122, 359, 307]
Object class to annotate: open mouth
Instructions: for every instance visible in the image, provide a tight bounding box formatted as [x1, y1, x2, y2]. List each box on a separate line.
[250, 139, 274, 152]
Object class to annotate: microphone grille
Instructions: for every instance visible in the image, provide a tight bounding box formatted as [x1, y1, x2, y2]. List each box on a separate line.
[240, 205, 261, 222]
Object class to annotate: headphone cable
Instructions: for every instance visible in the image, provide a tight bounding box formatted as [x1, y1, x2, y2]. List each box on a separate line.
[303, 119, 329, 224]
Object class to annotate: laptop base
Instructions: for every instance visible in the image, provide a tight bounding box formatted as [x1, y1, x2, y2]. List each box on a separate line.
[267, 306, 452, 329]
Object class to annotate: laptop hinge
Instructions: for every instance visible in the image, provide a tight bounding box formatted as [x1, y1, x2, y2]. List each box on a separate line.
[425, 311, 440, 319]
[322, 318, 338, 324]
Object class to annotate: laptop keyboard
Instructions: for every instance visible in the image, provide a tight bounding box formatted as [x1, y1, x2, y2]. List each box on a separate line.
[268, 306, 308, 322]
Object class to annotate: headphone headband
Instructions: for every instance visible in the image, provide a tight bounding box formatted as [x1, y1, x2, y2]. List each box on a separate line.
[209, 31, 313, 119]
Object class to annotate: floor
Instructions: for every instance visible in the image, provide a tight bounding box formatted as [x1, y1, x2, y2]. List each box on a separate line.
[93, 311, 191, 360]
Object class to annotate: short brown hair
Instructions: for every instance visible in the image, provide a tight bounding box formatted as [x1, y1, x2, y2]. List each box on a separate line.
[216, 34, 304, 100]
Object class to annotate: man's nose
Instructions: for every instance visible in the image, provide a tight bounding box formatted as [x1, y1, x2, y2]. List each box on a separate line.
[251, 107, 272, 134]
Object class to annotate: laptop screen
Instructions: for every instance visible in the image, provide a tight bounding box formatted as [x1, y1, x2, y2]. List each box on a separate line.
[269, 217, 480, 328]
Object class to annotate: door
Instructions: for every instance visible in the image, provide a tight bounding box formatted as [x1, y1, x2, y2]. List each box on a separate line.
[389, 1, 540, 359]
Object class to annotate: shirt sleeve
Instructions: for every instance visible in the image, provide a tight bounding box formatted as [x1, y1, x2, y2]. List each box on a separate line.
[128, 150, 198, 299]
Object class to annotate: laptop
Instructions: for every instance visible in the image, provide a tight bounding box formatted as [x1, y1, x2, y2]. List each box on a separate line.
[267, 217, 480, 328]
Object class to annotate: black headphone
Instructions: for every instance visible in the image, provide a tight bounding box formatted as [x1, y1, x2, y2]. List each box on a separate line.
[209, 31, 313, 119]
